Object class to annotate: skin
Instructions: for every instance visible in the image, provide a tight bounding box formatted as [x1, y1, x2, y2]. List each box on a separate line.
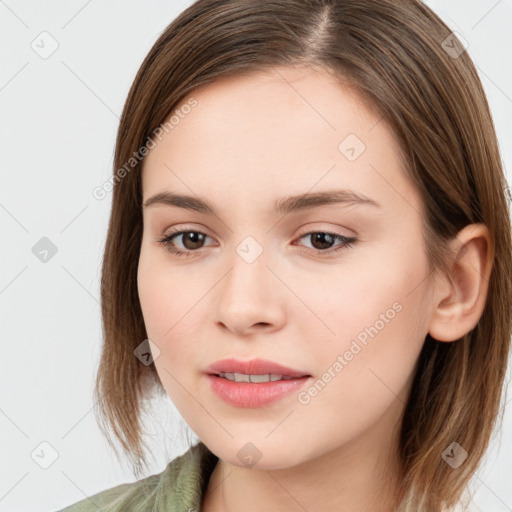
[137, 65, 493, 512]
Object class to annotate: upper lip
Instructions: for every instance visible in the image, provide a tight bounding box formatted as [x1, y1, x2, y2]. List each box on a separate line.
[206, 358, 310, 378]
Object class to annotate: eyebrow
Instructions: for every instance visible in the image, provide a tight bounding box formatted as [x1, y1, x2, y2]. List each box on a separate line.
[143, 189, 381, 215]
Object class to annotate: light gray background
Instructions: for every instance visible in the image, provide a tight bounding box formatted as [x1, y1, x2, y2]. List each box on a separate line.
[1, 1, 511, 511]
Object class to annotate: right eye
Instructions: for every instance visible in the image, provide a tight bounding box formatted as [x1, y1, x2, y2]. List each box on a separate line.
[156, 229, 215, 257]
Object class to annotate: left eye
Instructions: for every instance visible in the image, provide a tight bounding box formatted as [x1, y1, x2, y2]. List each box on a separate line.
[156, 229, 357, 257]
[296, 231, 357, 254]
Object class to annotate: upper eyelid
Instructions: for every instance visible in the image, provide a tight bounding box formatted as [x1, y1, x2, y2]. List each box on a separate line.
[164, 223, 350, 235]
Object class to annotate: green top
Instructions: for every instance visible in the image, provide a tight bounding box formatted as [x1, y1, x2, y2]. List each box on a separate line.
[57, 442, 219, 512]
[55, 441, 486, 512]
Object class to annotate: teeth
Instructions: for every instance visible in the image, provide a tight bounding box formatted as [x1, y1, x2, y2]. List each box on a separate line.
[219, 372, 295, 383]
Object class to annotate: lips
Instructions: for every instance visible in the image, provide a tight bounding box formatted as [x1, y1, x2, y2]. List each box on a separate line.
[205, 357, 310, 378]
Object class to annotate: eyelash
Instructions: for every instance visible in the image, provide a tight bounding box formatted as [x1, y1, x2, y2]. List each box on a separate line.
[155, 227, 357, 258]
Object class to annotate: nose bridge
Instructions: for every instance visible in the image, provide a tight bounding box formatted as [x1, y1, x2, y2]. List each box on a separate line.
[214, 232, 284, 333]
[223, 234, 269, 300]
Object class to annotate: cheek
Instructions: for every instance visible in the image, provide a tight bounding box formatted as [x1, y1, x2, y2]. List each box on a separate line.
[137, 249, 167, 337]
[137, 244, 192, 333]
[137, 245, 206, 372]
[293, 298, 424, 449]
[137, 250, 186, 362]
[305, 244, 428, 386]
[137, 253, 190, 404]
[317, 232, 429, 343]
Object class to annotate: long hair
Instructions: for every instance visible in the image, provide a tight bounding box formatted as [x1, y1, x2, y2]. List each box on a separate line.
[93, 1, 512, 509]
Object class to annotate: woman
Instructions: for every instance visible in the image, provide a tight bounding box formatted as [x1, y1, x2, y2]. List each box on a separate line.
[58, 0, 511, 510]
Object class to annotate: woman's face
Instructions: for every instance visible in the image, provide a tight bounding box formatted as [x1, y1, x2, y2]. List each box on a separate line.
[138, 65, 434, 469]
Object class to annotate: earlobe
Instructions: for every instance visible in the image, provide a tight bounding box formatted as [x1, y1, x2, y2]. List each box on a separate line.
[427, 223, 494, 343]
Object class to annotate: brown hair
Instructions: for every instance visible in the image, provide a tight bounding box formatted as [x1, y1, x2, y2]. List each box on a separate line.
[94, 0, 512, 509]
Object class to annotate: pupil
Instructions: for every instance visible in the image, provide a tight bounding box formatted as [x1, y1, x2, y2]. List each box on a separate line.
[184, 232, 204, 249]
[312, 233, 334, 250]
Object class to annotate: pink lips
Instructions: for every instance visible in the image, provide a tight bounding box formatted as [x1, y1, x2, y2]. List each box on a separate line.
[205, 357, 312, 408]
[205, 357, 310, 378]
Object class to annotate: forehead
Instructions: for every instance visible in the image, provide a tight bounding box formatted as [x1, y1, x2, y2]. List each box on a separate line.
[141, 65, 419, 217]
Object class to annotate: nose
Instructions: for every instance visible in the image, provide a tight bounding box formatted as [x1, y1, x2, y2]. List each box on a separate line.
[214, 248, 286, 337]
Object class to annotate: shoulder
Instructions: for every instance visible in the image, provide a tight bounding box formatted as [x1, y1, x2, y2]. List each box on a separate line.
[56, 441, 218, 512]
[56, 472, 162, 512]
[56, 479, 146, 512]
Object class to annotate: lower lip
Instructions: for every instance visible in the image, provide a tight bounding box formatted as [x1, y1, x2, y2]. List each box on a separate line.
[206, 374, 311, 408]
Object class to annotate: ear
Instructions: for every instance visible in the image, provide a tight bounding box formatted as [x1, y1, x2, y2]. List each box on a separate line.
[428, 223, 494, 343]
